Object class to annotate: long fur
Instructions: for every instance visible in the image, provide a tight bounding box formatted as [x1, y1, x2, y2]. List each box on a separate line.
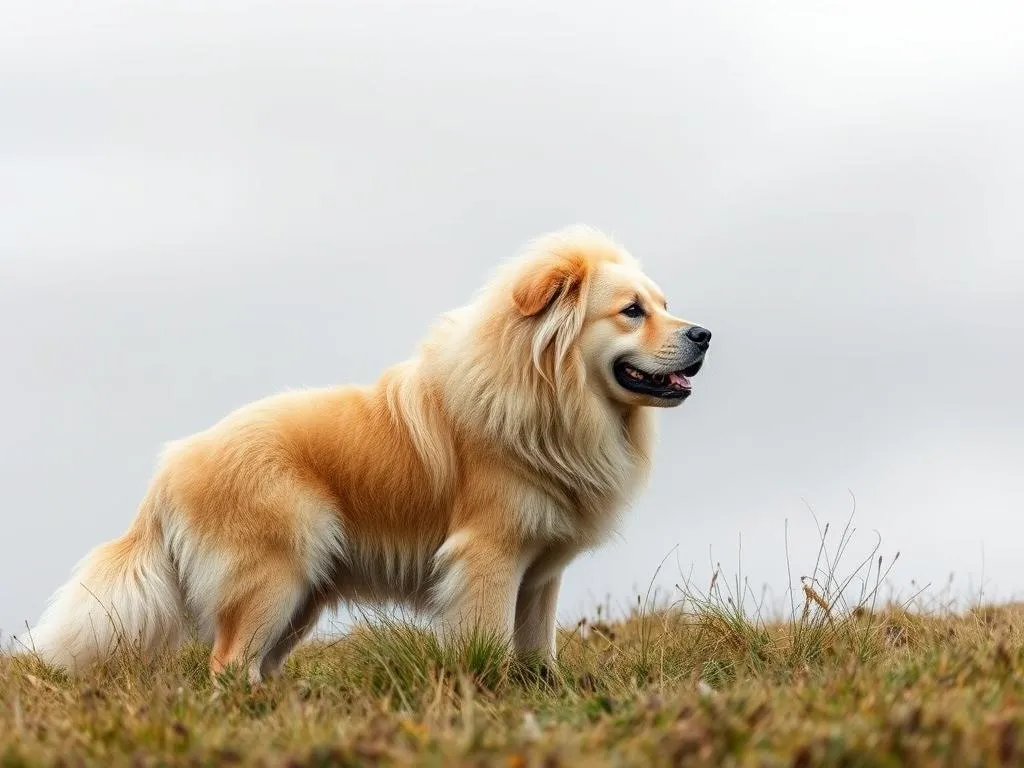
[20, 225, 701, 680]
[24, 489, 186, 669]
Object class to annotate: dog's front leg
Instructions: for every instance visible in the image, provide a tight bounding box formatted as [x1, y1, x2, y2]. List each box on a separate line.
[513, 571, 562, 662]
[433, 533, 521, 648]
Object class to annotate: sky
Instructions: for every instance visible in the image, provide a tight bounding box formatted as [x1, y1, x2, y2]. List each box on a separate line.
[2, 0, 1023, 638]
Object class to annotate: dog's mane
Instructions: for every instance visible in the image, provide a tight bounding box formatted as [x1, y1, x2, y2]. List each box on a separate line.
[384, 227, 655, 513]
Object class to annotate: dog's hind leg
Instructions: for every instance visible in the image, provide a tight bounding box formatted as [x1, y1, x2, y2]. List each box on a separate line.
[208, 567, 308, 685]
[258, 590, 327, 680]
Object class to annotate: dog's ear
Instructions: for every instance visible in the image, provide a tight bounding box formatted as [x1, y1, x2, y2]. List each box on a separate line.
[512, 252, 588, 317]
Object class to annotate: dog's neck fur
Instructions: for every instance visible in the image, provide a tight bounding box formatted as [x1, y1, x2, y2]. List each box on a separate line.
[389, 286, 656, 534]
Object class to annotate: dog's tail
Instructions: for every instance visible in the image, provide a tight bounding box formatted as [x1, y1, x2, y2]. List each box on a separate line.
[18, 489, 185, 672]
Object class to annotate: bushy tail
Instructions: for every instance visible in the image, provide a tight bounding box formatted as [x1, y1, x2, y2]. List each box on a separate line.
[19, 494, 185, 672]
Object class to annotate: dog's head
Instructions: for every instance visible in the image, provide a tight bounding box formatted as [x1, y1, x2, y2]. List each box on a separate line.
[510, 227, 710, 409]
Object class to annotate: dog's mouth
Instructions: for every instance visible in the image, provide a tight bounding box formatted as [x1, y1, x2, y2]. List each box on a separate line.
[613, 358, 703, 400]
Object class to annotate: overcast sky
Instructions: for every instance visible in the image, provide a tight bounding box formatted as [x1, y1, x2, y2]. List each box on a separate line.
[2, 1, 1023, 638]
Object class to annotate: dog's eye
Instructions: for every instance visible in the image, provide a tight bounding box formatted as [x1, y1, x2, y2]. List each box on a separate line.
[621, 302, 645, 319]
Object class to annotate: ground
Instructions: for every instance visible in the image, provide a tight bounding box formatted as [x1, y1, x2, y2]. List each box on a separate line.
[5, 560, 1024, 768]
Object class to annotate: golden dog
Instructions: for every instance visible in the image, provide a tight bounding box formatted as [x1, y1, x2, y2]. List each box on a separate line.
[23, 226, 711, 680]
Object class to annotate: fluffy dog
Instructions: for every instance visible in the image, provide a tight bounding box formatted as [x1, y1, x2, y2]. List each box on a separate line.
[22, 226, 711, 680]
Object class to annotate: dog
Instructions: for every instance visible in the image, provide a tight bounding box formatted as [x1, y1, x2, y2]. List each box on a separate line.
[21, 226, 711, 681]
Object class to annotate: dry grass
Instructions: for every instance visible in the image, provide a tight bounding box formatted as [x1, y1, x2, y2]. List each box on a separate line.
[2, 523, 1021, 766]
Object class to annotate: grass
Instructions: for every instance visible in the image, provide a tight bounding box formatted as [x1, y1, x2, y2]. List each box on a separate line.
[2, 521, 1022, 766]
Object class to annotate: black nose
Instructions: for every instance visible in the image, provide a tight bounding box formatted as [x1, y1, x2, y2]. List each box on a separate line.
[685, 325, 712, 347]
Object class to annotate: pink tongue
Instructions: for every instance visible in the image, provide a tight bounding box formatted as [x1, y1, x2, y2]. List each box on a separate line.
[668, 372, 692, 390]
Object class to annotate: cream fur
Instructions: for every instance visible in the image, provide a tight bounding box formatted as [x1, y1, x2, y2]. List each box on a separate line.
[19, 225, 707, 680]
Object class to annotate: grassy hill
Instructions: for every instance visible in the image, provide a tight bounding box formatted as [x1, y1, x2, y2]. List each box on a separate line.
[3, 565, 1024, 766]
